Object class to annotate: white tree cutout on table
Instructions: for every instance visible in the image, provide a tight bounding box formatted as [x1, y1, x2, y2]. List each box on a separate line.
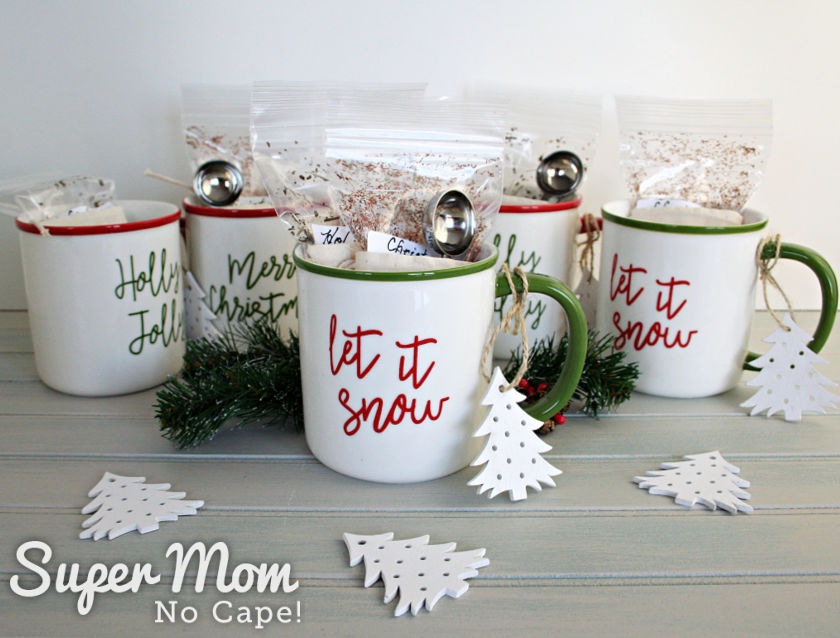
[468, 367, 562, 501]
[633, 451, 753, 514]
[80, 472, 204, 541]
[741, 313, 838, 422]
[184, 270, 222, 341]
[343, 532, 489, 617]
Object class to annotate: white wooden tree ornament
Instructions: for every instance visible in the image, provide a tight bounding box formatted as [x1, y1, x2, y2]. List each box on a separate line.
[633, 451, 753, 514]
[80, 472, 204, 540]
[184, 270, 222, 341]
[741, 313, 838, 422]
[468, 367, 562, 501]
[343, 532, 489, 617]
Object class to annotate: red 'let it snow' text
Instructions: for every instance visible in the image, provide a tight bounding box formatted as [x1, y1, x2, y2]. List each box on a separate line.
[328, 314, 449, 435]
[609, 253, 699, 351]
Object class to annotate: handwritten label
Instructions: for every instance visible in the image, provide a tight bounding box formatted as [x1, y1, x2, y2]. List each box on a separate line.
[608, 252, 698, 350]
[114, 249, 184, 355]
[312, 223, 355, 245]
[492, 233, 546, 330]
[328, 314, 449, 436]
[367, 231, 431, 257]
[207, 251, 297, 325]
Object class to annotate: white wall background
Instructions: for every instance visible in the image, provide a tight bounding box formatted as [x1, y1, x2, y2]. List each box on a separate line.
[1, 0, 838, 309]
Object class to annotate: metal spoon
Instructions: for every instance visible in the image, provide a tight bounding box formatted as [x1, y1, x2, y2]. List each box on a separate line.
[193, 160, 244, 207]
[535, 150, 584, 200]
[423, 189, 475, 258]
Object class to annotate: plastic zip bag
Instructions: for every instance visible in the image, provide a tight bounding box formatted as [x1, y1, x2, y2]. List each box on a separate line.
[251, 83, 524, 252]
[467, 83, 602, 199]
[616, 96, 773, 211]
[251, 85, 504, 259]
[324, 97, 504, 259]
[0, 175, 120, 227]
[181, 84, 268, 201]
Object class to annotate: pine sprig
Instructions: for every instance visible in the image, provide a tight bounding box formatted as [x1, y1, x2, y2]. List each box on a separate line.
[155, 320, 302, 449]
[503, 330, 639, 417]
[156, 323, 637, 449]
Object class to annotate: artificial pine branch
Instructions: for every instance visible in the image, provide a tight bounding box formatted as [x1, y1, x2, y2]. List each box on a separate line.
[155, 319, 302, 449]
[156, 323, 636, 449]
[503, 330, 639, 418]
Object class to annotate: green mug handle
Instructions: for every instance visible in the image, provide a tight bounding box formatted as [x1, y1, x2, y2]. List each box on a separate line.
[744, 241, 838, 370]
[495, 272, 588, 420]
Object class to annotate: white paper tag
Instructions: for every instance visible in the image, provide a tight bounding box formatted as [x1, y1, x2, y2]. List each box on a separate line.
[311, 223, 355, 245]
[636, 198, 701, 209]
[366, 231, 433, 257]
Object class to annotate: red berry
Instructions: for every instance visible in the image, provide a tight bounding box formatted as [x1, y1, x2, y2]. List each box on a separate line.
[518, 378, 530, 389]
[553, 413, 566, 425]
[537, 383, 548, 393]
[527, 386, 536, 396]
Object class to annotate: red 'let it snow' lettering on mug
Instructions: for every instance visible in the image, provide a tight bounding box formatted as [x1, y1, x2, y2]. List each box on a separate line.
[328, 314, 449, 436]
[609, 254, 699, 351]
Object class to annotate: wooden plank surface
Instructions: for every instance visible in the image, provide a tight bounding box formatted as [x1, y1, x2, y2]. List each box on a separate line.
[1, 456, 838, 511]
[1, 309, 838, 638]
[2, 581, 837, 638]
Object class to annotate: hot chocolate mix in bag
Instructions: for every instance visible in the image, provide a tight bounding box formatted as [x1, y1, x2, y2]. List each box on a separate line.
[616, 96, 773, 225]
[181, 84, 268, 200]
[251, 85, 504, 261]
[468, 83, 602, 200]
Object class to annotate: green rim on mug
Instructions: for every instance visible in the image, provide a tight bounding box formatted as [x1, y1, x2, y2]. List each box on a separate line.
[601, 201, 768, 235]
[293, 245, 499, 281]
[600, 201, 837, 369]
[294, 244, 588, 422]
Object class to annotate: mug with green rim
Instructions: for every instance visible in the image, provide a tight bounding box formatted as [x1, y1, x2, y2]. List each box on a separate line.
[293, 243, 587, 483]
[595, 200, 837, 398]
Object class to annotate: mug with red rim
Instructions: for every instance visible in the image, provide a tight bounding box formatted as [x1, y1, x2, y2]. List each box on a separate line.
[16, 200, 185, 396]
[491, 194, 583, 359]
[182, 196, 298, 340]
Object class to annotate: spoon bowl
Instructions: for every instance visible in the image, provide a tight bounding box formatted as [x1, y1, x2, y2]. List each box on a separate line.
[423, 189, 476, 258]
[193, 160, 244, 207]
[535, 150, 583, 200]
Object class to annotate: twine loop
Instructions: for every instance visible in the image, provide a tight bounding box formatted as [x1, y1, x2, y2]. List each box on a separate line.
[576, 212, 600, 282]
[756, 234, 795, 330]
[481, 263, 530, 390]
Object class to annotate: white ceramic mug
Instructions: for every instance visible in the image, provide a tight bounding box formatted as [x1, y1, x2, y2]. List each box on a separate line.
[595, 200, 837, 398]
[183, 197, 298, 338]
[16, 200, 185, 396]
[294, 243, 588, 483]
[491, 195, 582, 359]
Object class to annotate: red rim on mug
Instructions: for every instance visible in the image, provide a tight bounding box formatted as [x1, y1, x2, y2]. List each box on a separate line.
[15, 208, 181, 236]
[182, 197, 277, 219]
[499, 197, 582, 214]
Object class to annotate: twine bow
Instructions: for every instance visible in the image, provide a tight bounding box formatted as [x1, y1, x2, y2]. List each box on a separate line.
[481, 263, 530, 390]
[756, 234, 795, 330]
[577, 213, 600, 282]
